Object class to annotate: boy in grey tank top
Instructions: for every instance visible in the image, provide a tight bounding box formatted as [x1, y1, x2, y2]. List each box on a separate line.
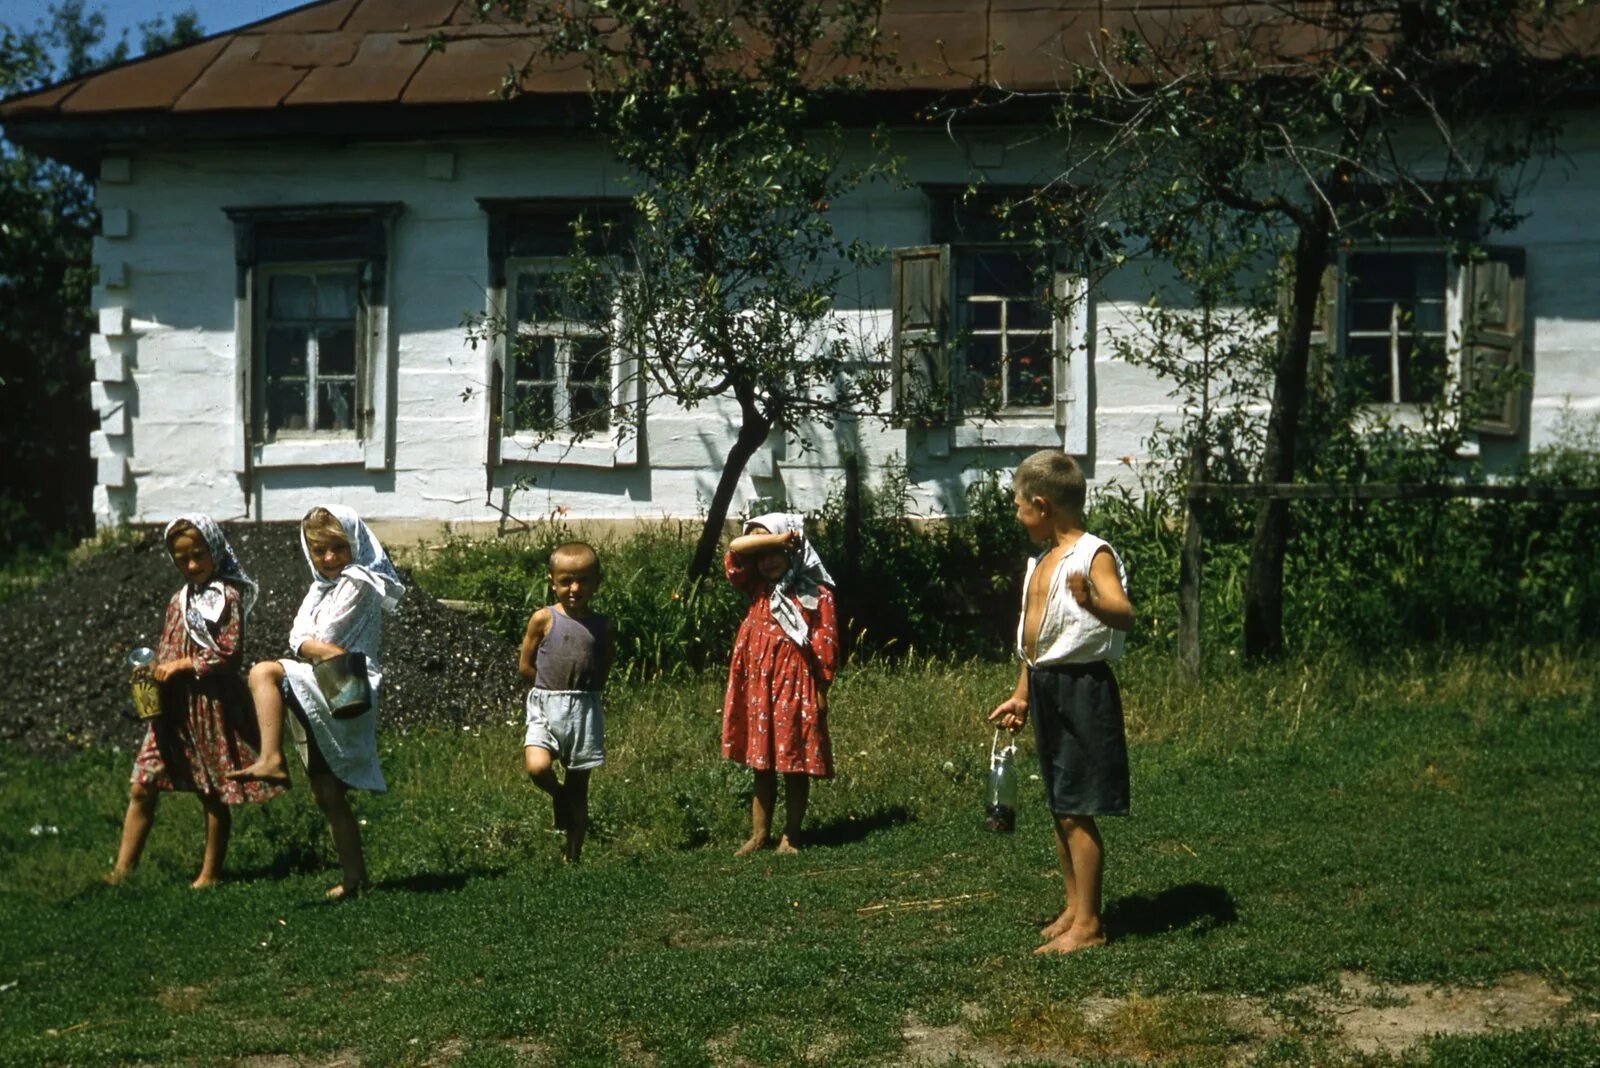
[518, 542, 613, 862]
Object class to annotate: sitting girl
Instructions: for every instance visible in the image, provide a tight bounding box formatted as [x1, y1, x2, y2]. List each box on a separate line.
[723, 513, 840, 855]
[111, 515, 282, 887]
[231, 505, 404, 898]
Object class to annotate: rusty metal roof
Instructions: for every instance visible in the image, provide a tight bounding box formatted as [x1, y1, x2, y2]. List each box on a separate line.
[4, 1, 1598, 127]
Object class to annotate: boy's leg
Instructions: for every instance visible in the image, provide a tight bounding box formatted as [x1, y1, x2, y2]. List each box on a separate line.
[229, 661, 290, 784]
[1037, 814, 1107, 955]
[776, 772, 810, 854]
[108, 782, 159, 882]
[309, 772, 367, 898]
[193, 795, 232, 889]
[562, 769, 591, 862]
[523, 746, 567, 830]
[1040, 818, 1076, 939]
[736, 770, 777, 856]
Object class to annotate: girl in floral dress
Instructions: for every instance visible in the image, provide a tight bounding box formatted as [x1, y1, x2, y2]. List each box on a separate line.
[110, 515, 282, 888]
[723, 513, 839, 856]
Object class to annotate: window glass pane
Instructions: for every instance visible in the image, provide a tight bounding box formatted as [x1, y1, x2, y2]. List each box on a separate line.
[316, 272, 360, 320]
[1348, 300, 1394, 333]
[512, 337, 558, 386]
[570, 386, 611, 433]
[964, 299, 1002, 330]
[570, 337, 611, 386]
[266, 381, 308, 435]
[960, 251, 1033, 297]
[961, 335, 1002, 409]
[319, 327, 357, 376]
[515, 272, 563, 324]
[1009, 297, 1052, 331]
[268, 274, 315, 319]
[1346, 336, 1393, 403]
[1410, 298, 1445, 334]
[1007, 335, 1053, 407]
[265, 326, 308, 377]
[316, 381, 356, 432]
[512, 383, 556, 431]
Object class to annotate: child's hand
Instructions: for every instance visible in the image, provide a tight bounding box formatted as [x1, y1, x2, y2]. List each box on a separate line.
[1068, 572, 1092, 606]
[151, 660, 187, 683]
[988, 695, 1028, 732]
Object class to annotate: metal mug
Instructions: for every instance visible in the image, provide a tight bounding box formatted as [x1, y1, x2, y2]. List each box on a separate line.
[126, 647, 162, 720]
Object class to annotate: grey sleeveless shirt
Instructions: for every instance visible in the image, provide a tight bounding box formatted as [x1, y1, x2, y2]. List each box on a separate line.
[533, 609, 610, 691]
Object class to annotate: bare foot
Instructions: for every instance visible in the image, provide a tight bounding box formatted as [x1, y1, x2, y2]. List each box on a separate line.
[1040, 908, 1075, 940]
[734, 834, 770, 857]
[226, 757, 290, 785]
[190, 876, 219, 890]
[325, 880, 369, 901]
[774, 834, 801, 856]
[104, 869, 130, 886]
[1034, 923, 1108, 955]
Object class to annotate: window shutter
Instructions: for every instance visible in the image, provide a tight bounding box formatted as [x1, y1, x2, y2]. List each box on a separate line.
[1052, 270, 1091, 454]
[1461, 248, 1526, 438]
[611, 280, 640, 466]
[890, 245, 950, 425]
[485, 358, 503, 491]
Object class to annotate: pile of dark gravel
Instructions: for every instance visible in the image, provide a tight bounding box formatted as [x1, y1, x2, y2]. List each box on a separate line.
[0, 524, 527, 755]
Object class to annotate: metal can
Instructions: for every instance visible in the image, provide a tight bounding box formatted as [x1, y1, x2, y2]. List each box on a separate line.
[127, 647, 162, 720]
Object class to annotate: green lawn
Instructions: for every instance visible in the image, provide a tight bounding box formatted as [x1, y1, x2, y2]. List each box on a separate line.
[2, 649, 1597, 1066]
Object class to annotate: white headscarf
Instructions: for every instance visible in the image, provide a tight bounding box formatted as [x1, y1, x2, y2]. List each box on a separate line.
[301, 504, 406, 613]
[164, 513, 258, 652]
[744, 512, 834, 647]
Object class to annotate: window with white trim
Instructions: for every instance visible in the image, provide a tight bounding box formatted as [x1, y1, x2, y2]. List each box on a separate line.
[480, 200, 638, 468]
[1342, 250, 1450, 405]
[890, 188, 1091, 451]
[225, 204, 400, 471]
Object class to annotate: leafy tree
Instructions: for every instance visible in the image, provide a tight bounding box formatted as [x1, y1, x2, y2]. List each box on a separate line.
[981, 0, 1598, 657]
[0, 3, 201, 556]
[480, 0, 900, 579]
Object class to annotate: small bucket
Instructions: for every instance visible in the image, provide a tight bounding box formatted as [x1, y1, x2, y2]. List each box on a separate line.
[313, 651, 372, 719]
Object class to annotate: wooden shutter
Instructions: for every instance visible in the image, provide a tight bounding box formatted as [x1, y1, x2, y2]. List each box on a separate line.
[1461, 248, 1526, 438]
[890, 245, 950, 425]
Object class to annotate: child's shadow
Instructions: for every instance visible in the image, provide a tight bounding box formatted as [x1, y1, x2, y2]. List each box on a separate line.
[804, 806, 913, 848]
[1103, 882, 1237, 940]
[374, 866, 507, 894]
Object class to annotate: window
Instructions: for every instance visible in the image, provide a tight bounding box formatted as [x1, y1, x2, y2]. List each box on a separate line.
[480, 200, 638, 468]
[1314, 245, 1526, 436]
[225, 204, 401, 471]
[507, 262, 614, 436]
[1342, 251, 1449, 405]
[890, 187, 1091, 452]
[261, 268, 362, 438]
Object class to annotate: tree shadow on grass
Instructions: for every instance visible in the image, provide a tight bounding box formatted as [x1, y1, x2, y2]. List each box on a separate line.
[374, 866, 507, 894]
[804, 806, 914, 848]
[1103, 882, 1238, 940]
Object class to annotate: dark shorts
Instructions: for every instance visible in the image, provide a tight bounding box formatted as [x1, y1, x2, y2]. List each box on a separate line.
[1028, 661, 1129, 817]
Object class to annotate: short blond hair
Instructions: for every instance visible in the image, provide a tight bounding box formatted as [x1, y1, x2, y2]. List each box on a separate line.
[549, 541, 601, 578]
[1013, 450, 1086, 516]
[302, 507, 349, 551]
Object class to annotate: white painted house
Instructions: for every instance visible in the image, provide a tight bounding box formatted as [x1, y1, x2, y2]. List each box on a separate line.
[3, 0, 1597, 538]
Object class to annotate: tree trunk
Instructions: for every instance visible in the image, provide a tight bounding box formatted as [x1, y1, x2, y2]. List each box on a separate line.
[1242, 219, 1330, 660]
[687, 389, 773, 581]
[1177, 445, 1206, 676]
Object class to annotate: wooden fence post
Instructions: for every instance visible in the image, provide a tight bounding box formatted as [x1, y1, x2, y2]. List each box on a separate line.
[1178, 450, 1206, 675]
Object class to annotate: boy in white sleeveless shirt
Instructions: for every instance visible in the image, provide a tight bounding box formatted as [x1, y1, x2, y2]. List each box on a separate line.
[990, 450, 1134, 954]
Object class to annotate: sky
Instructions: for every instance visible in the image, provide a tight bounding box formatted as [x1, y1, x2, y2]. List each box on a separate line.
[0, 1, 308, 45]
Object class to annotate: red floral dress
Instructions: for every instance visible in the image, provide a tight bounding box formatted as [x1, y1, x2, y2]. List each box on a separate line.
[722, 551, 839, 778]
[130, 585, 282, 804]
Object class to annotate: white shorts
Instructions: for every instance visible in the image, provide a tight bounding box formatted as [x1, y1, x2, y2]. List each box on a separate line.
[524, 689, 605, 771]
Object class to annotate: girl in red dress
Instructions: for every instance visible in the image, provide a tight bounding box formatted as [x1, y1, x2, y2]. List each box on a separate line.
[723, 512, 839, 855]
[109, 515, 282, 887]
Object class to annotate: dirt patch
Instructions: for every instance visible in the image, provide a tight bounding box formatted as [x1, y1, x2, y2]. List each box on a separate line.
[1321, 970, 1577, 1055]
[904, 973, 1584, 1065]
[1, 524, 525, 755]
